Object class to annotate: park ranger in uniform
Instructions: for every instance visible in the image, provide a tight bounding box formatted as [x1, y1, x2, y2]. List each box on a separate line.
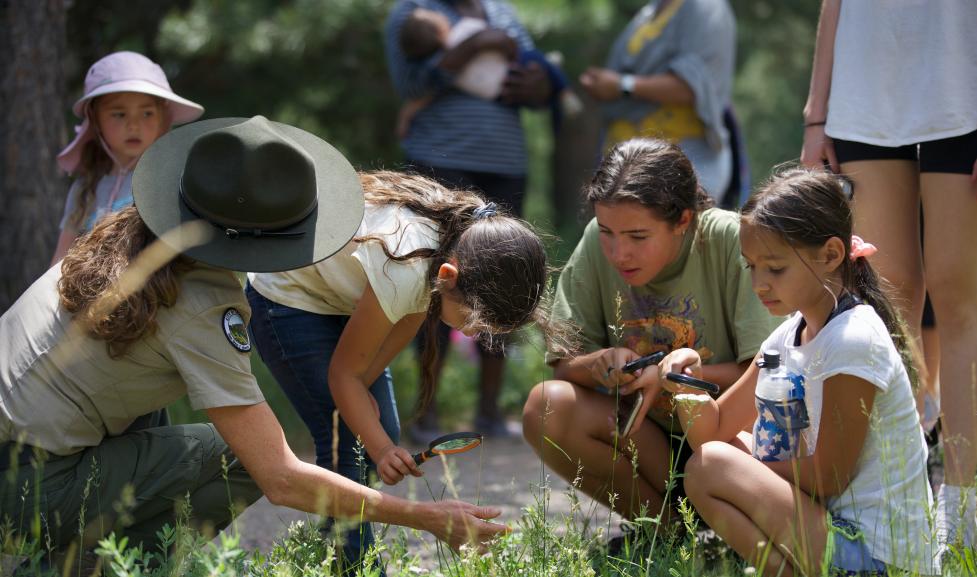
[0, 116, 508, 572]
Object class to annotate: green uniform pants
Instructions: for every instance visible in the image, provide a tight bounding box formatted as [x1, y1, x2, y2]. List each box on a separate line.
[0, 418, 262, 554]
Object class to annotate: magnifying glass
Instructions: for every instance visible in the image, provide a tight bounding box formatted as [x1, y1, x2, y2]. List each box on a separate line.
[412, 431, 484, 466]
[665, 372, 721, 395]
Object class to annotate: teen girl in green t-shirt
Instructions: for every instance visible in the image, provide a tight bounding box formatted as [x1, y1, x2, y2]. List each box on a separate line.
[522, 138, 779, 519]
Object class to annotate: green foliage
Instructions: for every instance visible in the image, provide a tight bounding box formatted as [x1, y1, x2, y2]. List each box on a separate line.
[729, 1, 821, 187]
[9, 479, 963, 576]
[1, 439, 961, 577]
[153, 0, 400, 167]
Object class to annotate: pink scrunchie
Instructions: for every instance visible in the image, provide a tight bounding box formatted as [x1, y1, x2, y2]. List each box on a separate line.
[850, 235, 878, 260]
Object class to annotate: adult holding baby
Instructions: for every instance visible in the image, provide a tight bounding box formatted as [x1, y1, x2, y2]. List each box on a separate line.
[384, 0, 556, 441]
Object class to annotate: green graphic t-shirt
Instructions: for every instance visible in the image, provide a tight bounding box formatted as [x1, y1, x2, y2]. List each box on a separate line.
[549, 208, 780, 427]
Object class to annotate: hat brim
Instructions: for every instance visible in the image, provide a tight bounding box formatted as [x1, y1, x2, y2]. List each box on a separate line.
[132, 117, 365, 273]
[73, 79, 204, 125]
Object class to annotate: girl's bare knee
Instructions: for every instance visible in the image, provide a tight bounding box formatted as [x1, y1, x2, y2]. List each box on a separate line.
[683, 441, 732, 503]
[522, 380, 573, 444]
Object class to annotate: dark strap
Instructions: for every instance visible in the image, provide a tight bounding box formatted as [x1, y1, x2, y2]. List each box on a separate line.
[794, 292, 862, 346]
[0, 442, 39, 471]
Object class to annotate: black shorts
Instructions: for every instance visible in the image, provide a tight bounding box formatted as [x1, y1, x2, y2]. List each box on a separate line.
[834, 129, 977, 174]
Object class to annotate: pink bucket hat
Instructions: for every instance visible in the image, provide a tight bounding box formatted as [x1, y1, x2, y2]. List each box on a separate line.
[57, 51, 204, 173]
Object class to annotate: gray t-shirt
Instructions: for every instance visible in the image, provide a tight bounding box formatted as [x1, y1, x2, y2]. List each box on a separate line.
[0, 265, 264, 456]
[601, 0, 735, 195]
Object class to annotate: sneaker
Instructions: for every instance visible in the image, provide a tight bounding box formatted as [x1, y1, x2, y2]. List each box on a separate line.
[606, 518, 688, 561]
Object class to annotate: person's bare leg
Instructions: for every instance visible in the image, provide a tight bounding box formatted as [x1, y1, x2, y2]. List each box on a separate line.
[922, 173, 977, 489]
[522, 380, 675, 518]
[416, 349, 446, 431]
[684, 442, 830, 577]
[844, 160, 924, 344]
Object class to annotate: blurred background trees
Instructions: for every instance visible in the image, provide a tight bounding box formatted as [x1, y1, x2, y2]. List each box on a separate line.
[2, 0, 821, 434]
[54, 0, 820, 243]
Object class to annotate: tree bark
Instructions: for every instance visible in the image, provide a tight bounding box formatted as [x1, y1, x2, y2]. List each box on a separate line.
[0, 0, 66, 313]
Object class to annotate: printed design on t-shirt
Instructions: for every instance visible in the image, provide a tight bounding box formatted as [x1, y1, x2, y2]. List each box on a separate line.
[627, 0, 686, 55]
[222, 308, 251, 353]
[606, 104, 705, 149]
[617, 292, 713, 423]
[753, 371, 808, 462]
[618, 292, 713, 361]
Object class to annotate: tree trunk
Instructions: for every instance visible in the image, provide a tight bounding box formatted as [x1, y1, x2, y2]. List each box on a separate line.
[0, 0, 66, 313]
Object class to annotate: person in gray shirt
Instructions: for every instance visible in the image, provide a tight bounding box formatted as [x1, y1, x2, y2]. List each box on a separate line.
[580, 0, 736, 200]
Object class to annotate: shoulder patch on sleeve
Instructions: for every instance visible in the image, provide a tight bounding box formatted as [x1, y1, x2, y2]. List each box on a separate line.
[222, 308, 252, 352]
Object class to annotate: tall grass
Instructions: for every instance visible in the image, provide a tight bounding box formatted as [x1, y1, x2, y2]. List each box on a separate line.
[8, 448, 966, 576]
[2, 295, 970, 576]
[4, 333, 971, 576]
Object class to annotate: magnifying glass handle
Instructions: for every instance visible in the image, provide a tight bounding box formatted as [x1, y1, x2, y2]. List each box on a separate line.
[413, 451, 431, 466]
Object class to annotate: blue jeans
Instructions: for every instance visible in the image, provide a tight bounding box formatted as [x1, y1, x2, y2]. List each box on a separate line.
[828, 516, 888, 576]
[246, 285, 400, 569]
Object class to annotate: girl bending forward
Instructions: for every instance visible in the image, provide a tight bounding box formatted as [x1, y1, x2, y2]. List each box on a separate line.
[247, 170, 553, 564]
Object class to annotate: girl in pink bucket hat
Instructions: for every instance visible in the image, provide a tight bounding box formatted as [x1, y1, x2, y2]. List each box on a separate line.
[51, 51, 203, 264]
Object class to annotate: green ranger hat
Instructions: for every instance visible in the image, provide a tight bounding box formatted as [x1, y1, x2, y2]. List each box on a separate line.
[132, 116, 364, 272]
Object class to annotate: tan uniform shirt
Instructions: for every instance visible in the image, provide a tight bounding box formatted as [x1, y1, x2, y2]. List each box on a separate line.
[0, 265, 264, 456]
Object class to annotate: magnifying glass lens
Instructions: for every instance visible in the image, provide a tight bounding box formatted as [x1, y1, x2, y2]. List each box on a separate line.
[413, 431, 483, 466]
[432, 436, 481, 453]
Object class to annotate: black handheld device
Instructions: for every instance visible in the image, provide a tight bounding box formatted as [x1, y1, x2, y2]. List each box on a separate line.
[621, 351, 666, 374]
[664, 372, 721, 395]
[615, 351, 667, 437]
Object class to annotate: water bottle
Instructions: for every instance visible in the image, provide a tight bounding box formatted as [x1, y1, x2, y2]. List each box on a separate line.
[752, 350, 809, 461]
